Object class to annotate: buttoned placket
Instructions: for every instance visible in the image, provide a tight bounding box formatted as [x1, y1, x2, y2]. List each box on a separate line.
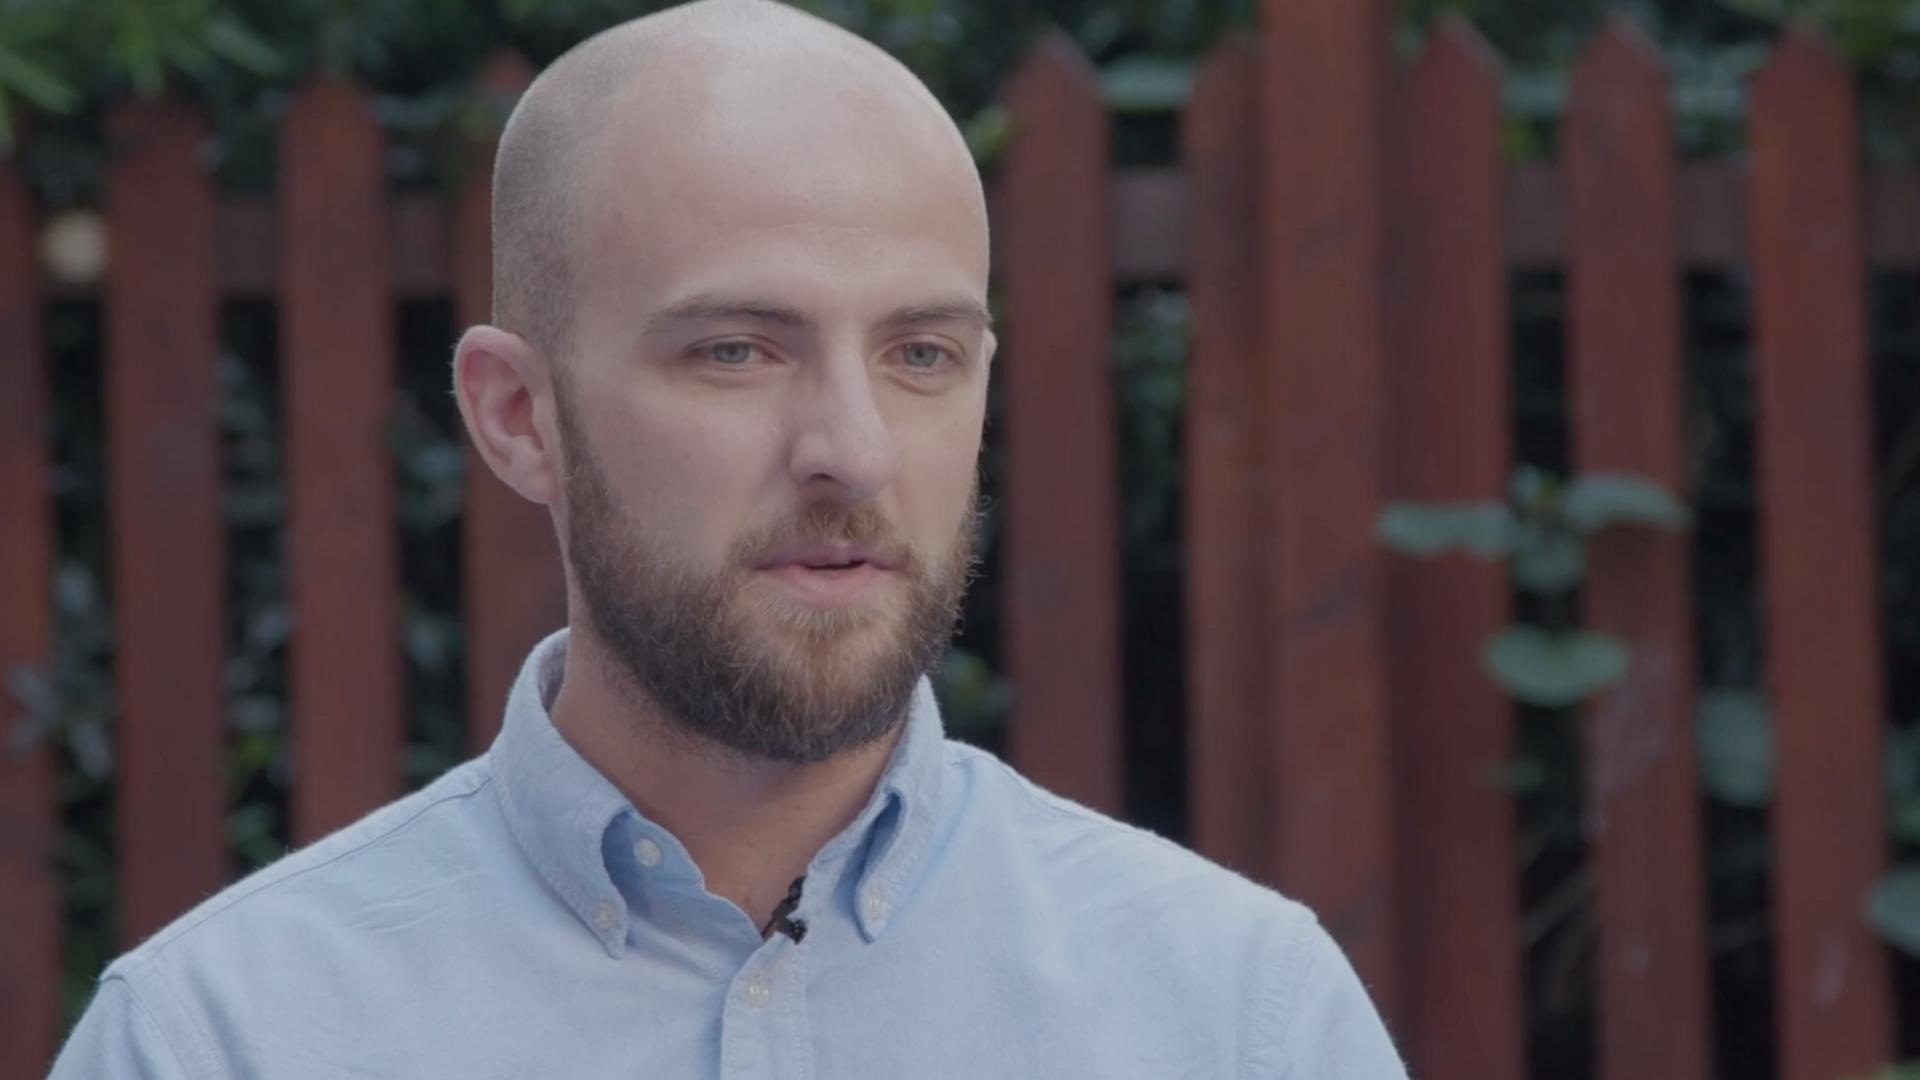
[719, 929, 813, 1079]
[614, 814, 818, 1080]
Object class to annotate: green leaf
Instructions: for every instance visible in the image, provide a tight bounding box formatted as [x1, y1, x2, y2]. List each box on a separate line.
[1697, 688, 1773, 807]
[963, 104, 1010, 166]
[1509, 464, 1557, 512]
[204, 15, 284, 78]
[1511, 525, 1586, 592]
[1480, 627, 1630, 708]
[1376, 502, 1514, 558]
[1887, 729, 1920, 800]
[1891, 797, 1920, 846]
[0, 40, 79, 113]
[1865, 868, 1920, 958]
[934, 648, 1012, 736]
[1561, 472, 1693, 533]
[116, 33, 168, 97]
[1100, 56, 1193, 112]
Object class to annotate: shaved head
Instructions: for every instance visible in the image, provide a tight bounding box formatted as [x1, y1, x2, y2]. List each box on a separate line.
[491, 0, 983, 363]
[456, 0, 995, 766]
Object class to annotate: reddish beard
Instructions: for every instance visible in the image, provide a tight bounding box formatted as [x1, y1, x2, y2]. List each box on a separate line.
[555, 393, 978, 763]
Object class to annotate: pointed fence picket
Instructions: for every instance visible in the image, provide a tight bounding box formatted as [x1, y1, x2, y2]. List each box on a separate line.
[1384, 19, 1525, 1080]
[1259, 0, 1400, 1005]
[0, 157, 60, 1076]
[1183, 32, 1270, 884]
[1565, 20, 1714, 1080]
[280, 78, 404, 843]
[998, 34, 1124, 815]
[1749, 29, 1895, 1080]
[103, 101, 229, 947]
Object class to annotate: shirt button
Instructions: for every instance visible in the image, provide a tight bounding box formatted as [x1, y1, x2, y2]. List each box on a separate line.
[633, 837, 663, 867]
[593, 899, 619, 933]
[860, 890, 890, 924]
[744, 975, 771, 1009]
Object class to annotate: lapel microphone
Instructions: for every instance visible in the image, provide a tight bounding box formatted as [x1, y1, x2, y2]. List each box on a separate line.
[762, 876, 808, 943]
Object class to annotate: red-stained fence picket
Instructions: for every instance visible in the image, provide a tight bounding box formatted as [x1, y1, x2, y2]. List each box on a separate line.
[1565, 20, 1714, 1080]
[998, 34, 1124, 815]
[1257, 0, 1400, 1005]
[1183, 33, 1270, 883]
[1749, 30, 1894, 1080]
[0, 154, 60, 1076]
[103, 101, 229, 947]
[1382, 19, 1524, 1080]
[280, 79, 405, 843]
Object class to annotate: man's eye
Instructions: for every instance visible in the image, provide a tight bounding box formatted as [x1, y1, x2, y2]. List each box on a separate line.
[899, 342, 951, 371]
[703, 341, 759, 366]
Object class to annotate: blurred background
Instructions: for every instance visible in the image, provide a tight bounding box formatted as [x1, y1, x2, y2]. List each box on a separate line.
[2, 1, 1919, 1078]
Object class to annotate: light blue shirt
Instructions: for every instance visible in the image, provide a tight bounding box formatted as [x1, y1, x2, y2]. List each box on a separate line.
[52, 629, 1406, 1078]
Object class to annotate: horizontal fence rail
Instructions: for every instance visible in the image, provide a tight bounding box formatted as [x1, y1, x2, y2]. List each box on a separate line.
[3, 17, 1916, 1080]
[30, 163, 1920, 302]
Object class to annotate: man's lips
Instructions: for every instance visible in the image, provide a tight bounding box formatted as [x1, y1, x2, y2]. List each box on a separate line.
[750, 541, 907, 607]
[753, 541, 904, 572]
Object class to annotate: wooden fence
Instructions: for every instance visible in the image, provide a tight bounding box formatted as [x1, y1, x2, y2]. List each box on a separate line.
[2, 7, 1914, 1079]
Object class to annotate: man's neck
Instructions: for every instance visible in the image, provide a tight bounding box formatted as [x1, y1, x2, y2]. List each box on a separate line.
[547, 627, 903, 931]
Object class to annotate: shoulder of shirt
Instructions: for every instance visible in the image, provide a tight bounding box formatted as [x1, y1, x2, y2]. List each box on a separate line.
[935, 738, 1387, 1076]
[101, 757, 497, 982]
[936, 737, 1315, 930]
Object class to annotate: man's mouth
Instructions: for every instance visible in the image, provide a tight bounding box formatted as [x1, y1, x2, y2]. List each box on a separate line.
[757, 540, 900, 573]
[758, 555, 888, 606]
[799, 558, 866, 572]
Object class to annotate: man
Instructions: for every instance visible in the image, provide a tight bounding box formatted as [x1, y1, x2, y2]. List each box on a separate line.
[54, 1, 1405, 1076]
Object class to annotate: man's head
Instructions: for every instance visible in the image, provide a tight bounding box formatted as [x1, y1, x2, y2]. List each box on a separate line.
[452, 0, 994, 764]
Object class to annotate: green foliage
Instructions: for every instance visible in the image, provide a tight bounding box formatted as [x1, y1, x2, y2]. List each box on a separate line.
[1379, 464, 1691, 707]
[1404, 0, 1920, 161]
[1558, 472, 1692, 533]
[1099, 54, 1193, 111]
[1695, 688, 1773, 807]
[1376, 502, 1515, 558]
[1480, 627, 1630, 710]
[0, 1, 82, 148]
[1867, 867, 1920, 958]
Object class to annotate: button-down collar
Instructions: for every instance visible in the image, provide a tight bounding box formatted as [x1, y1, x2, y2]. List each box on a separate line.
[487, 628, 946, 955]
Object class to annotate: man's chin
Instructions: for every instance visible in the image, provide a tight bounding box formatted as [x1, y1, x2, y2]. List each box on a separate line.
[740, 573, 903, 637]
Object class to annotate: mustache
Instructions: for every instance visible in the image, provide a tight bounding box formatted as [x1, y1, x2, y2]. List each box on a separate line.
[736, 502, 917, 571]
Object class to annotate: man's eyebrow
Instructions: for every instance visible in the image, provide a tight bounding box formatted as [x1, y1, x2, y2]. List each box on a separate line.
[643, 293, 993, 335]
[644, 293, 818, 334]
[878, 298, 995, 333]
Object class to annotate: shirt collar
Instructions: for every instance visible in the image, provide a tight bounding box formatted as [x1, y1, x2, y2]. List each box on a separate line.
[487, 627, 947, 954]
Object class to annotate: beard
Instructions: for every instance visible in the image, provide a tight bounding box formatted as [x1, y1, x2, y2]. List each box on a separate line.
[556, 391, 979, 765]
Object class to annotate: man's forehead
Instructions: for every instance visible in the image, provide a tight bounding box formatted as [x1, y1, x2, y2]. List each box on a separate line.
[590, 38, 973, 193]
[573, 60, 987, 289]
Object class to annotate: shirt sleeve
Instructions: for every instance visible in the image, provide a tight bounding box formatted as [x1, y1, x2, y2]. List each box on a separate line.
[1249, 910, 1409, 1079]
[49, 976, 197, 1080]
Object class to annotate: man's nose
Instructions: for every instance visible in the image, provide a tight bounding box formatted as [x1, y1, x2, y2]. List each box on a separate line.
[786, 355, 901, 502]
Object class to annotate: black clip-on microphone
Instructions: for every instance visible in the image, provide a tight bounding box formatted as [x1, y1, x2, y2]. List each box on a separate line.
[762, 876, 808, 943]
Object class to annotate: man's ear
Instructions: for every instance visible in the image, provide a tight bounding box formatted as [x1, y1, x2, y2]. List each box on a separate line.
[452, 325, 562, 507]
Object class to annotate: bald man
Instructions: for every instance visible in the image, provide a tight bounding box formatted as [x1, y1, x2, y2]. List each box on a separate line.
[52, 3, 1404, 1076]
